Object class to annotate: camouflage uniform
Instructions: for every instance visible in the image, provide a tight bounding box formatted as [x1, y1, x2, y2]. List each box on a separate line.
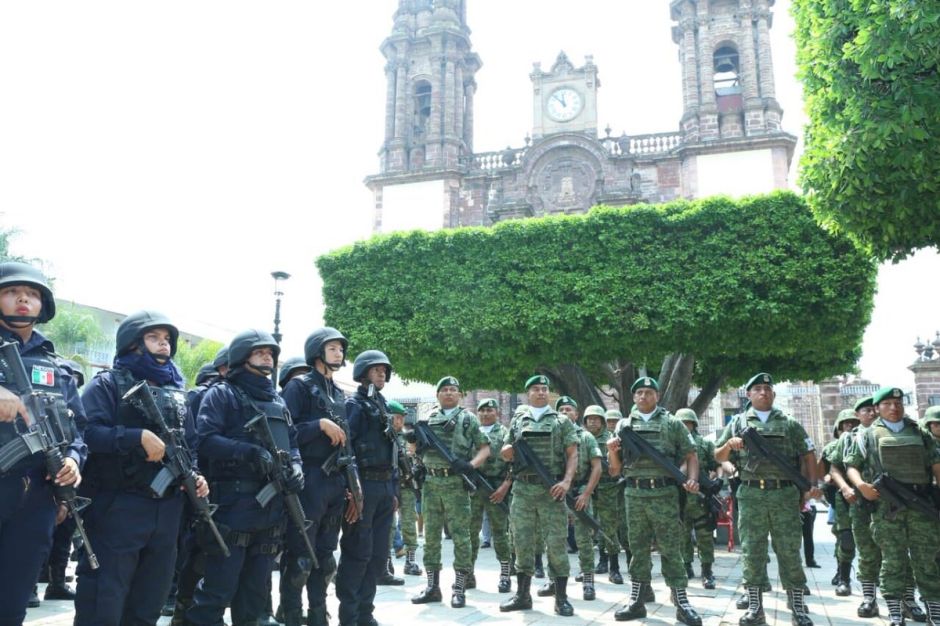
[593, 427, 629, 577]
[821, 409, 858, 596]
[469, 418, 512, 581]
[681, 426, 717, 577]
[571, 424, 602, 578]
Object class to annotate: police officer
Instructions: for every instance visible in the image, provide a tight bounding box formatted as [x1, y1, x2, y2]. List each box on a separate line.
[411, 376, 490, 608]
[279, 327, 355, 626]
[676, 408, 718, 590]
[845, 386, 940, 626]
[715, 373, 821, 626]
[187, 329, 304, 626]
[0, 262, 86, 625]
[335, 350, 398, 626]
[821, 409, 860, 597]
[387, 400, 421, 578]
[76, 310, 205, 626]
[607, 377, 702, 626]
[499, 375, 578, 617]
[468, 398, 513, 593]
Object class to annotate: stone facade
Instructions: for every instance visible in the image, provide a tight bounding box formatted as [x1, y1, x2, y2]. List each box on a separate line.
[910, 336, 940, 418]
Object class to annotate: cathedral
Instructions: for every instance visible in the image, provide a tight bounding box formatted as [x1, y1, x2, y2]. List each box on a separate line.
[366, 0, 797, 233]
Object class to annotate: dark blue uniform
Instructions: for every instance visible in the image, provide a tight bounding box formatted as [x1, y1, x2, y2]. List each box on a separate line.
[186, 373, 298, 626]
[0, 328, 86, 626]
[74, 367, 191, 626]
[335, 386, 397, 626]
[279, 370, 347, 625]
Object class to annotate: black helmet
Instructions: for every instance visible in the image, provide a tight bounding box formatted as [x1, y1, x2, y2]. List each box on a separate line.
[212, 346, 229, 370]
[116, 310, 180, 357]
[227, 329, 280, 370]
[0, 261, 56, 324]
[278, 356, 311, 388]
[194, 362, 219, 386]
[304, 327, 348, 369]
[61, 359, 86, 388]
[352, 349, 391, 383]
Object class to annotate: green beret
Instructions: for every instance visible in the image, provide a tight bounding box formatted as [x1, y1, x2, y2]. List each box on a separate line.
[477, 398, 498, 411]
[436, 376, 460, 392]
[555, 395, 578, 410]
[853, 396, 874, 411]
[630, 377, 659, 393]
[872, 386, 904, 405]
[583, 405, 606, 419]
[604, 409, 623, 421]
[525, 374, 551, 390]
[387, 400, 406, 415]
[745, 373, 774, 391]
[675, 408, 698, 424]
[833, 408, 860, 436]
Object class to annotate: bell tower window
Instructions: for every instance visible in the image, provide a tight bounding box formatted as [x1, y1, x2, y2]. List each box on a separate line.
[413, 80, 432, 141]
[713, 44, 742, 112]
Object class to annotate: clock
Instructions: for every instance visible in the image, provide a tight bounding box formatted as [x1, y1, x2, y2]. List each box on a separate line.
[546, 87, 583, 122]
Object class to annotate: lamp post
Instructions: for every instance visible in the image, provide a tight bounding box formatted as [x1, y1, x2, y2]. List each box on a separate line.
[271, 271, 290, 383]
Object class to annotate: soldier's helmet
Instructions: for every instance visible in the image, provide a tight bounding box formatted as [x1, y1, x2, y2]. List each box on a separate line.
[227, 329, 280, 369]
[833, 408, 860, 437]
[304, 327, 348, 368]
[922, 405, 940, 426]
[0, 261, 56, 323]
[116, 310, 180, 357]
[675, 408, 698, 425]
[352, 350, 391, 383]
[278, 356, 311, 388]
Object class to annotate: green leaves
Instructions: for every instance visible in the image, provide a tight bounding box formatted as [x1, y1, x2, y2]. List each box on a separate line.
[317, 192, 876, 391]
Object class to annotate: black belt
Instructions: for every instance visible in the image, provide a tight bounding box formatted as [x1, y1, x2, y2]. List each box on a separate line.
[743, 479, 794, 490]
[625, 477, 675, 489]
[426, 467, 460, 477]
[360, 468, 392, 481]
[514, 473, 562, 485]
[212, 479, 264, 496]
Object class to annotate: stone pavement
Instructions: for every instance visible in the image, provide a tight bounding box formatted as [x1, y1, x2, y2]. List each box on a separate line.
[25, 509, 894, 626]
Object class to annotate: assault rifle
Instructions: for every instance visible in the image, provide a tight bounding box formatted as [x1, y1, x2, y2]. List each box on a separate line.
[244, 412, 317, 568]
[513, 436, 611, 543]
[395, 446, 424, 494]
[122, 380, 230, 557]
[413, 421, 509, 514]
[872, 474, 940, 522]
[319, 409, 364, 520]
[0, 341, 99, 569]
[737, 426, 812, 492]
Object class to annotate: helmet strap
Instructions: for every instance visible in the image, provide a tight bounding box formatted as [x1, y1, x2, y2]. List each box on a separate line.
[0, 313, 39, 328]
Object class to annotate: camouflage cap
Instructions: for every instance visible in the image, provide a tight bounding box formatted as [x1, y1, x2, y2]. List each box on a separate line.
[477, 398, 498, 411]
[675, 408, 698, 424]
[630, 377, 659, 393]
[436, 376, 460, 392]
[605, 409, 623, 421]
[554, 395, 578, 411]
[833, 408, 860, 436]
[583, 405, 606, 419]
[853, 396, 874, 411]
[923, 405, 940, 424]
[872, 386, 904, 405]
[525, 374, 551, 390]
[387, 400, 407, 415]
[745, 372, 774, 391]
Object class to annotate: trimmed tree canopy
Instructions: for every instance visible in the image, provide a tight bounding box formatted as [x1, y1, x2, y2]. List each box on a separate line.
[793, 0, 940, 261]
[317, 192, 876, 392]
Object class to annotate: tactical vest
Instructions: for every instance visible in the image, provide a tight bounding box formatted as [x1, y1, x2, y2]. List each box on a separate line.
[296, 373, 346, 464]
[351, 392, 393, 470]
[869, 420, 930, 485]
[83, 368, 189, 494]
[421, 408, 474, 470]
[479, 423, 509, 479]
[516, 409, 563, 476]
[736, 411, 799, 481]
[621, 409, 674, 480]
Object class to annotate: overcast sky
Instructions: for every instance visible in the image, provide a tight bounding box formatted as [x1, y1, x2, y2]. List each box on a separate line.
[1, 1, 937, 393]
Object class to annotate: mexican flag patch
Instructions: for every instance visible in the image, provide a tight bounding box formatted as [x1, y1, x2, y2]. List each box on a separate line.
[32, 365, 55, 386]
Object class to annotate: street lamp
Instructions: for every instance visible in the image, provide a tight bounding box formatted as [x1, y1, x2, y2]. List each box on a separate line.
[271, 271, 290, 345]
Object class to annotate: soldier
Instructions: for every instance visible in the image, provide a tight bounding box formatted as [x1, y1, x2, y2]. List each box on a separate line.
[411, 376, 490, 608]
[387, 400, 422, 577]
[335, 350, 398, 626]
[468, 398, 513, 593]
[278, 327, 356, 626]
[607, 377, 702, 626]
[599, 407, 630, 576]
[278, 357, 312, 390]
[715, 372, 821, 626]
[821, 409, 860, 597]
[0, 262, 86, 625]
[676, 408, 718, 590]
[186, 329, 304, 626]
[499, 375, 579, 617]
[76, 310, 207, 626]
[918, 405, 940, 442]
[845, 386, 940, 626]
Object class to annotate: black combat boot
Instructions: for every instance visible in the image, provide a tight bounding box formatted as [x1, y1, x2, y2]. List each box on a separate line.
[554, 577, 574, 616]
[886, 598, 905, 626]
[672, 587, 703, 626]
[701, 563, 716, 590]
[44, 564, 76, 600]
[831, 566, 842, 586]
[537, 579, 555, 597]
[904, 586, 928, 623]
[499, 573, 532, 612]
[465, 569, 476, 590]
[615, 580, 648, 621]
[534, 554, 545, 578]
[498, 560, 512, 593]
[737, 592, 750, 610]
[685, 562, 695, 579]
[170, 598, 193, 626]
[835, 561, 852, 597]
[857, 581, 879, 617]
[595, 545, 608, 574]
[609, 553, 624, 584]
[307, 605, 329, 626]
[403, 548, 422, 576]
[27, 585, 40, 608]
[925, 600, 940, 626]
[281, 609, 304, 626]
[643, 583, 656, 603]
[739, 586, 766, 626]
[376, 556, 404, 586]
[451, 570, 468, 608]
[788, 587, 813, 626]
[582, 571, 595, 601]
[411, 569, 442, 604]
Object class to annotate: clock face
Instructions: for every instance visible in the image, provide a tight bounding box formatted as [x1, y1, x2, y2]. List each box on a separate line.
[546, 87, 583, 122]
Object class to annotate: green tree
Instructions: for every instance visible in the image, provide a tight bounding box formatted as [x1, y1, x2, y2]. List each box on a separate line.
[792, 0, 940, 261]
[317, 192, 877, 413]
[42, 304, 108, 357]
[175, 339, 224, 388]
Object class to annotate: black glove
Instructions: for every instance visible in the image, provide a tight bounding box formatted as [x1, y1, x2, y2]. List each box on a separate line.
[251, 446, 276, 477]
[450, 459, 474, 476]
[285, 463, 305, 494]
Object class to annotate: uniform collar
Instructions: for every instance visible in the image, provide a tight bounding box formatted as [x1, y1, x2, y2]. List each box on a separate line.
[0, 326, 54, 354]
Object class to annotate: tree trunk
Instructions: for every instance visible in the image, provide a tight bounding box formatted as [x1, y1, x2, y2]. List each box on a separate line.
[689, 374, 727, 417]
[540, 364, 606, 411]
[659, 353, 695, 413]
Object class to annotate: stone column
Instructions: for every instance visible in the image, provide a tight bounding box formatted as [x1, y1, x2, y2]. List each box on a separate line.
[909, 359, 940, 418]
[818, 378, 842, 444]
[755, 8, 777, 100]
[464, 81, 475, 153]
[384, 61, 397, 143]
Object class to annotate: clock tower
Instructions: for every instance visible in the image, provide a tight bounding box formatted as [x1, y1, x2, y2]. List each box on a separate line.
[531, 52, 599, 140]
